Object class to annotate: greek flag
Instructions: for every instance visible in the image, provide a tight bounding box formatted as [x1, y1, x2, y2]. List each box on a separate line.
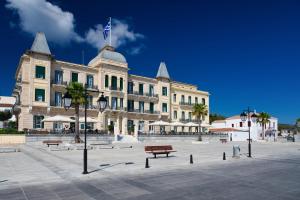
[103, 20, 111, 40]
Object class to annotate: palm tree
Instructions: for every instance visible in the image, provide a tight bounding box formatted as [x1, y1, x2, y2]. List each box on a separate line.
[192, 103, 208, 141]
[66, 82, 86, 143]
[257, 112, 271, 140]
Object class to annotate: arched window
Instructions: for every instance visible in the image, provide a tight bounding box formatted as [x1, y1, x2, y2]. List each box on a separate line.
[105, 75, 109, 88]
[202, 98, 206, 105]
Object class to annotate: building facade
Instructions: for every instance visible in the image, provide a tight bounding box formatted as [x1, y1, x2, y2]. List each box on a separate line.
[211, 114, 278, 141]
[12, 32, 209, 135]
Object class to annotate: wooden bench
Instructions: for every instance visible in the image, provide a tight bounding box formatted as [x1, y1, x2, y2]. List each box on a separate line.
[145, 145, 176, 158]
[220, 138, 227, 143]
[43, 140, 62, 147]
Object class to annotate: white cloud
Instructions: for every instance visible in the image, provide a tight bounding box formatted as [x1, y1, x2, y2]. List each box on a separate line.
[5, 0, 83, 44]
[6, 0, 144, 54]
[85, 19, 144, 51]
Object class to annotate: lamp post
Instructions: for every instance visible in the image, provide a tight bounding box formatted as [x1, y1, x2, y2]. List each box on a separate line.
[63, 89, 107, 174]
[240, 107, 257, 158]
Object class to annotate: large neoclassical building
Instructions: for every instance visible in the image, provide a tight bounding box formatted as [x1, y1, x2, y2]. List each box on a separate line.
[12, 32, 210, 135]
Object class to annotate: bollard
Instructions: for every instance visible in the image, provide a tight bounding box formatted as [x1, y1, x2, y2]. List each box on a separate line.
[223, 152, 226, 160]
[190, 154, 193, 164]
[145, 158, 150, 168]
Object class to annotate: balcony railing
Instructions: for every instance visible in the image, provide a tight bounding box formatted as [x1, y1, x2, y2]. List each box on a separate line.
[85, 84, 98, 90]
[108, 86, 123, 91]
[127, 109, 160, 115]
[179, 119, 199, 123]
[128, 91, 159, 98]
[179, 102, 195, 106]
[51, 80, 68, 86]
[108, 106, 127, 111]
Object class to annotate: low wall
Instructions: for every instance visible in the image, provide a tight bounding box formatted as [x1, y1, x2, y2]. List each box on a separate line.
[0, 135, 26, 145]
[25, 134, 226, 144]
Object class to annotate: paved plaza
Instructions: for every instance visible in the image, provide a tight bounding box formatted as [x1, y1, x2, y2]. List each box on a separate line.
[0, 140, 300, 199]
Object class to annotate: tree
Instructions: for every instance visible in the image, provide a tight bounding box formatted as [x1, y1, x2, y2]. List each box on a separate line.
[66, 82, 86, 143]
[209, 113, 226, 123]
[257, 112, 271, 140]
[0, 110, 12, 122]
[192, 103, 208, 141]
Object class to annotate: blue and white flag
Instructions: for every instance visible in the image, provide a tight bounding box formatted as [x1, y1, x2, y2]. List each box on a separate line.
[103, 20, 111, 40]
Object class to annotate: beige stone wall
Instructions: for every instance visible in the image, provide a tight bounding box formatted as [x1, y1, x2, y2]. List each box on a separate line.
[0, 135, 25, 145]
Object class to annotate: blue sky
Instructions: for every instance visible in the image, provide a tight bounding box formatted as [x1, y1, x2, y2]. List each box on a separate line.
[0, 0, 299, 124]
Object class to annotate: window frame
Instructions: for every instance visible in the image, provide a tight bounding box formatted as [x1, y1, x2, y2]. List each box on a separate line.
[35, 66, 46, 79]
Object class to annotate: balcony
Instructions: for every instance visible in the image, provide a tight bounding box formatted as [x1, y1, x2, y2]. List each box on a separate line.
[108, 86, 123, 91]
[85, 84, 98, 91]
[127, 91, 159, 101]
[51, 80, 68, 86]
[179, 118, 199, 123]
[127, 109, 160, 115]
[107, 106, 127, 112]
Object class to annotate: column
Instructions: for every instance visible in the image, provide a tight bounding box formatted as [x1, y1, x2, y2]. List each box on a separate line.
[122, 117, 128, 135]
[134, 120, 139, 137]
[114, 117, 120, 135]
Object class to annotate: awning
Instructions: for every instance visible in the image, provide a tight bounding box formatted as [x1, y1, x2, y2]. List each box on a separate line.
[42, 115, 75, 123]
[149, 120, 170, 126]
[79, 117, 98, 123]
[170, 121, 185, 126]
[185, 122, 198, 127]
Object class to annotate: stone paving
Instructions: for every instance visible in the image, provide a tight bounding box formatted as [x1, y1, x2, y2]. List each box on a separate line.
[0, 140, 300, 199]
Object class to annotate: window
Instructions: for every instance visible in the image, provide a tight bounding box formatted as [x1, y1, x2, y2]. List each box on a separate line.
[55, 92, 62, 107]
[240, 122, 243, 127]
[174, 110, 177, 119]
[188, 96, 192, 105]
[149, 85, 154, 96]
[162, 87, 167, 96]
[162, 103, 167, 112]
[86, 75, 94, 88]
[202, 98, 206, 105]
[120, 98, 124, 108]
[139, 101, 144, 113]
[139, 83, 144, 95]
[105, 75, 109, 88]
[71, 72, 78, 82]
[35, 89, 45, 102]
[105, 96, 109, 107]
[195, 97, 198, 104]
[181, 95, 185, 103]
[189, 112, 192, 120]
[120, 78, 123, 91]
[35, 66, 45, 79]
[128, 82, 133, 94]
[111, 97, 118, 110]
[128, 120, 134, 133]
[173, 94, 177, 102]
[138, 121, 145, 132]
[111, 76, 117, 90]
[33, 115, 44, 129]
[54, 70, 63, 84]
[128, 100, 134, 112]
[150, 102, 154, 113]
[182, 111, 185, 120]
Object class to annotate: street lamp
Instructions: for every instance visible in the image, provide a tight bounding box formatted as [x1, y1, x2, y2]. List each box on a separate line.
[97, 92, 107, 113]
[240, 107, 257, 158]
[63, 89, 107, 174]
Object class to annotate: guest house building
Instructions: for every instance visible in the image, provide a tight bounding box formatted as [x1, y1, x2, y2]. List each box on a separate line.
[12, 32, 210, 135]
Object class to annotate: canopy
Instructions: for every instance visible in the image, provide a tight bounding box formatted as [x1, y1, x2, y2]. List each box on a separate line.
[185, 122, 199, 127]
[79, 117, 98, 123]
[201, 123, 212, 128]
[170, 121, 185, 126]
[149, 120, 170, 126]
[42, 115, 75, 123]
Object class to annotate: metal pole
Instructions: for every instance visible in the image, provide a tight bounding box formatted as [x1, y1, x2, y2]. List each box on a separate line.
[109, 17, 112, 46]
[83, 87, 88, 174]
[248, 107, 251, 158]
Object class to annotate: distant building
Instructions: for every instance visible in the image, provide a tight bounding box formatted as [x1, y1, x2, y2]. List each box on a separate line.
[0, 96, 16, 128]
[12, 32, 210, 135]
[211, 113, 278, 141]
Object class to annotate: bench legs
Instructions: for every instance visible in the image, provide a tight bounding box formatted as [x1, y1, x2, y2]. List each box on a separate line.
[166, 153, 169, 157]
[154, 154, 156, 158]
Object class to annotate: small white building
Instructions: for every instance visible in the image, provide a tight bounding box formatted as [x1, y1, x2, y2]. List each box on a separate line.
[211, 113, 278, 141]
[0, 96, 16, 128]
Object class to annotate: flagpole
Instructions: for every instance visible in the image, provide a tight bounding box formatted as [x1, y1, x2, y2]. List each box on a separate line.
[109, 17, 112, 46]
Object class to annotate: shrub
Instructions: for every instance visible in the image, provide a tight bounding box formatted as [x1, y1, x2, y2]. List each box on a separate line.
[0, 128, 24, 134]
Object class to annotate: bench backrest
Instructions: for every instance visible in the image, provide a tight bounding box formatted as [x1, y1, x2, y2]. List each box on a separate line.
[42, 140, 62, 144]
[145, 145, 173, 151]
